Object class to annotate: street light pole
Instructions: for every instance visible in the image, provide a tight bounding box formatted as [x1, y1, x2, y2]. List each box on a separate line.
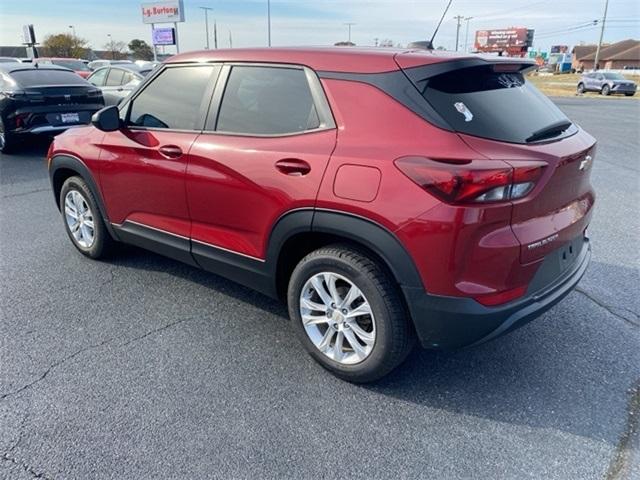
[593, 0, 609, 71]
[453, 15, 463, 51]
[464, 17, 473, 53]
[267, 0, 271, 46]
[68, 25, 76, 37]
[199, 7, 214, 50]
[107, 33, 114, 59]
[344, 22, 355, 43]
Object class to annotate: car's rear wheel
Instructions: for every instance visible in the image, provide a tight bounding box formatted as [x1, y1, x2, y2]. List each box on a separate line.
[287, 244, 414, 383]
[60, 176, 113, 259]
[0, 117, 16, 154]
[577, 82, 585, 94]
[601, 84, 611, 96]
[625, 92, 635, 97]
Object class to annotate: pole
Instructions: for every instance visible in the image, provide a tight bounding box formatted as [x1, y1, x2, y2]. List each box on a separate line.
[267, 0, 271, 46]
[151, 23, 157, 61]
[464, 17, 473, 53]
[229, 29, 232, 48]
[593, 0, 609, 71]
[344, 22, 355, 43]
[204, 9, 210, 49]
[214, 20, 218, 49]
[174, 22, 180, 53]
[200, 7, 214, 50]
[453, 15, 463, 51]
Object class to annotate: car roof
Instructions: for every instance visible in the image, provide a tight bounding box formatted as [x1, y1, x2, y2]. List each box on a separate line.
[36, 57, 82, 60]
[167, 46, 489, 73]
[91, 64, 143, 74]
[0, 63, 74, 74]
[168, 46, 402, 73]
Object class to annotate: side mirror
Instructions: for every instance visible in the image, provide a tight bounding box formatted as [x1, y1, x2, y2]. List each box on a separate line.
[91, 105, 121, 132]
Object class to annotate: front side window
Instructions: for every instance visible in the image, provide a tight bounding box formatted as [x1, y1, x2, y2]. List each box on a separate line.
[215, 66, 320, 135]
[128, 65, 219, 130]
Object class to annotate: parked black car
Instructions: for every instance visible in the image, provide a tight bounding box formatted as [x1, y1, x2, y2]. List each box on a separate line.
[0, 64, 104, 152]
[87, 64, 153, 106]
[577, 72, 637, 96]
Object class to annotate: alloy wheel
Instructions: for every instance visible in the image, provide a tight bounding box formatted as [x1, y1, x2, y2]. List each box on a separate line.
[64, 190, 96, 248]
[299, 272, 376, 365]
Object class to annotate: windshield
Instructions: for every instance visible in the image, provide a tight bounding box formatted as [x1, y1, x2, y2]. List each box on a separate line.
[52, 60, 91, 71]
[602, 72, 625, 80]
[12, 69, 88, 86]
[420, 65, 574, 144]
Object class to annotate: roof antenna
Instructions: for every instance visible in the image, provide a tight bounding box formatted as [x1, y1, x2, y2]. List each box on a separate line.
[428, 0, 454, 50]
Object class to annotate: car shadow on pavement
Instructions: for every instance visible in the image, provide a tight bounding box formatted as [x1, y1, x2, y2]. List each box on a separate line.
[108, 245, 639, 446]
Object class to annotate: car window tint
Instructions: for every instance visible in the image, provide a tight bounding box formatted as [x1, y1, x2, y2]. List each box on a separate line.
[421, 65, 571, 144]
[128, 65, 219, 130]
[88, 68, 108, 86]
[11, 70, 87, 86]
[106, 69, 125, 86]
[216, 66, 320, 135]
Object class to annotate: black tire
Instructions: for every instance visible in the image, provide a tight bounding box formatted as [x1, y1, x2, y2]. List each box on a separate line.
[0, 117, 16, 154]
[601, 84, 610, 96]
[625, 92, 635, 97]
[577, 83, 585, 94]
[59, 176, 114, 259]
[287, 244, 414, 383]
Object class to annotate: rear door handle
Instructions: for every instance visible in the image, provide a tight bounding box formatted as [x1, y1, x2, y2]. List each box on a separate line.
[159, 145, 183, 159]
[275, 158, 311, 176]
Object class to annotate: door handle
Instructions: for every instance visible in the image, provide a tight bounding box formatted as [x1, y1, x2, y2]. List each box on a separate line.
[159, 145, 183, 159]
[275, 158, 311, 176]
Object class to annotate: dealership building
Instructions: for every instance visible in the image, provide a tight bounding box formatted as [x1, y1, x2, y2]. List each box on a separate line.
[572, 39, 640, 71]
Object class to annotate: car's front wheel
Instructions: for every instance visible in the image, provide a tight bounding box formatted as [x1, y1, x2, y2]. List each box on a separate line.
[288, 244, 414, 383]
[60, 176, 113, 259]
[601, 84, 611, 95]
[577, 82, 585, 94]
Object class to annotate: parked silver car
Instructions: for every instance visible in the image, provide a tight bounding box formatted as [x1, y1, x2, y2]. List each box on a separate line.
[577, 72, 637, 96]
[86, 65, 152, 105]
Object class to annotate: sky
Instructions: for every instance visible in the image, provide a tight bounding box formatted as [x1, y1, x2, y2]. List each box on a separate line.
[1, 0, 639, 54]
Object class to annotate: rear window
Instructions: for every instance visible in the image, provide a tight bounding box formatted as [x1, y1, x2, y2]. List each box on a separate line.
[11, 69, 88, 86]
[421, 65, 573, 143]
[52, 60, 91, 71]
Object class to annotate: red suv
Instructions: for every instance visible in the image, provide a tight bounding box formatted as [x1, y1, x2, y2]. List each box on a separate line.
[47, 48, 595, 382]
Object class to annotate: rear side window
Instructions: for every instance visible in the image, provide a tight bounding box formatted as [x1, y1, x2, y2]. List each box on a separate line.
[106, 69, 125, 86]
[128, 65, 219, 130]
[421, 65, 573, 143]
[215, 66, 320, 135]
[11, 70, 87, 86]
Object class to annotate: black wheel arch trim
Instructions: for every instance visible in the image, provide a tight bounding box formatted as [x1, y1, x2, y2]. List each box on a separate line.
[265, 208, 425, 291]
[49, 154, 120, 241]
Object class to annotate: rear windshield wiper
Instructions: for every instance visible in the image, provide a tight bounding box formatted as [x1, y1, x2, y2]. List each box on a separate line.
[525, 120, 572, 143]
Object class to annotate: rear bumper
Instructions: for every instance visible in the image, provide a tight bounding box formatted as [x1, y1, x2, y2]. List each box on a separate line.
[9, 104, 103, 135]
[403, 236, 591, 349]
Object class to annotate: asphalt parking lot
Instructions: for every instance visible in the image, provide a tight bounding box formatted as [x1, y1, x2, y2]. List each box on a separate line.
[1, 97, 638, 480]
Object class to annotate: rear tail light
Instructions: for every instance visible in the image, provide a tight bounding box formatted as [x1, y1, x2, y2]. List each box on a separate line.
[7, 91, 44, 102]
[394, 156, 546, 204]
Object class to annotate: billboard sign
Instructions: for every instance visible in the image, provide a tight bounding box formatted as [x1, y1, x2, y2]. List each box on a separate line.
[152, 27, 176, 45]
[141, 0, 185, 24]
[550, 45, 569, 54]
[474, 28, 533, 52]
